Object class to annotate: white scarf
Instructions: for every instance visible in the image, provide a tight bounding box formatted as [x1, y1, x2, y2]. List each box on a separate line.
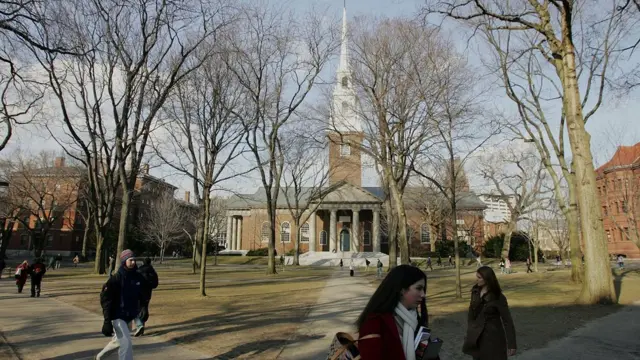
[394, 303, 418, 360]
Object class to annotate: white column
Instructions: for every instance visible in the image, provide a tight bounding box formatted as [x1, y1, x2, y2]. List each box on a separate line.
[226, 216, 233, 250]
[309, 211, 317, 252]
[373, 209, 380, 253]
[329, 209, 337, 253]
[231, 217, 237, 250]
[236, 217, 242, 250]
[352, 208, 360, 253]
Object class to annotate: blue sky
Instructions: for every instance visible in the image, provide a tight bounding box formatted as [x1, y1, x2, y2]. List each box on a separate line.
[5, 0, 639, 198]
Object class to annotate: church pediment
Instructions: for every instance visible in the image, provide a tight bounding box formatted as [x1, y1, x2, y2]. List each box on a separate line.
[316, 182, 382, 204]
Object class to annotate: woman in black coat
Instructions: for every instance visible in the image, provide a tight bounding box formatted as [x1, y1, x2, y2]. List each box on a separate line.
[463, 266, 516, 360]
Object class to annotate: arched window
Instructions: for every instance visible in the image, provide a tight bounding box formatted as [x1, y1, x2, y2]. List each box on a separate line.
[341, 76, 349, 88]
[363, 230, 371, 246]
[280, 222, 291, 243]
[340, 143, 351, 157]
[300, 222, 310, 243]
[420, 223, 430, 244]
[261, 222, 270, 243]
[319, 230, 328, 245]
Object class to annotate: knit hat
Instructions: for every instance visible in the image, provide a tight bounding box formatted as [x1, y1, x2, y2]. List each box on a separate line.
[120, 249, 135, 262]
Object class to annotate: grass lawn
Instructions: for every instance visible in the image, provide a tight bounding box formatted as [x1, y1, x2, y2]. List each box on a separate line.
[43, 260, 331, 359]
[366, 262, 640, 360]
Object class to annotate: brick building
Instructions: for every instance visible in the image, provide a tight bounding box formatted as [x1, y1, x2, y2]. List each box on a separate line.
[596, 142, 640, 258]
[224, 8, 486, 256]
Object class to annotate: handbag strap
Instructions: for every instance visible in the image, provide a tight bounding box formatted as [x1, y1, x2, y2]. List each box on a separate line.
[329, 334, 381, 360]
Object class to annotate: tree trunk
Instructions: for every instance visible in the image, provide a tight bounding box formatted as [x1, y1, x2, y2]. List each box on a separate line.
[266, 204, 277, 275]
[390, 183, 410, 265]
[451, 211, 462, 299]
[566, 178, 584, 283]
[293, 219, 300, 266]
[160, 243, 165, 264]
[115, 189, 131, 271]
[93, 225, 106, 274]
[199, 194, 212, 296]
[81, 214, 92, 260]
[561, 42, 615, 304]
[501, 224, 515, 260]
[384, 199, 398, 269]
[193, 225, 201, 274]
[0, 220, 14, 260]
[534, 234, 539, 272]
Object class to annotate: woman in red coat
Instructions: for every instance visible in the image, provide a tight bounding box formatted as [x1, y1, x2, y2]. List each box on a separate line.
[356, 264, 428, 360]
[15, 260, 30, 293]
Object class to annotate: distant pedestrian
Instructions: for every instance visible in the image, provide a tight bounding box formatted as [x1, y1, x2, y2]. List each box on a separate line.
[97, 250, 148, 360]
[526, 257, 533, 273]
[134, 257, 158, 337]
[426, 256, 433, 271]
[0, 257, 5, 279]
[476, 254, 483, 268]
[107, 255, 115, 277]
[436, 256, 442, 267]
[376, 259, 383, 279]
[505, 258, 512, 274]
[365, 258, 370, 272]
[29, 258, 47, 297]
[349, 263, 354, 277]
[55, 254, 62, 269]
[617, 255, 625, 270]
[339, 259, 343, 270]
[47, 256, 56, 270]
[499, 258, 505, 274]
[463, 266, 517, 360]
[15, 260, 29, 293]
[555, 255, 561, 266]
[448, 255, 453, 266]
[73, 255, 80, 267]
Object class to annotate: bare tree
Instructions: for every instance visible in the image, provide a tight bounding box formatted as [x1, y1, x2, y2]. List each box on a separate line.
[140, 195, 183, 264]
[477, 146, 547, 259]
[343, 17, 448, 265]
[281, 128, 332, 266]
[424, 0, 629, 303]
[154, 39, 246, 294]
[223, 3, 338, 274]
[3, 152, 82, 257]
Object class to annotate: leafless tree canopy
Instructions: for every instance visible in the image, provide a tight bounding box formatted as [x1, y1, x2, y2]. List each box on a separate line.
[140, 194, 184, 263]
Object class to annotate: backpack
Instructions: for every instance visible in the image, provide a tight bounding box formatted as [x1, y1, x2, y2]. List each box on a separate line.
[365, 259, 370, 266]
[327, 332, 380, 360]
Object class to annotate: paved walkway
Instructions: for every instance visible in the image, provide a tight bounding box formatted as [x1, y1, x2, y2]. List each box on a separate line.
[514, 301, 640, 360]
[0, 279, 210, 360]
[277, 268, 377, 360]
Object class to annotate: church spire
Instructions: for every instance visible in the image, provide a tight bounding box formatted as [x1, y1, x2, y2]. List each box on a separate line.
[338, 3, 349, 74]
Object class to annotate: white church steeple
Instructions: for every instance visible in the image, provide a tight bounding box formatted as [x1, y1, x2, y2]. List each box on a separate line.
[330, 3, 361, 133]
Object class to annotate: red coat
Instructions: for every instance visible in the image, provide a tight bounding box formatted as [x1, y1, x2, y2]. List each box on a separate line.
[15, 263, 29, 285]
[358, 313, 406, 360]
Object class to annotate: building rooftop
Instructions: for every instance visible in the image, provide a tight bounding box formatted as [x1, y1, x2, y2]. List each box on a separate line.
[596, 142, 640, 175]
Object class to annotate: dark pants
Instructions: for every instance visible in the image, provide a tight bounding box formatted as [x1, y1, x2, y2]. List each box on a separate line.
[427, 264, 433, 270]
[31, 278, 42, 297]
[349, 269, 354, 276]
[526, 264, 533, 273]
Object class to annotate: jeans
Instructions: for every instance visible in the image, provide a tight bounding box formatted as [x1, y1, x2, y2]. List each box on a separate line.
[96, 319, 133, 360]
[31, 279, 42, 296]
[377, 267, 383, 278]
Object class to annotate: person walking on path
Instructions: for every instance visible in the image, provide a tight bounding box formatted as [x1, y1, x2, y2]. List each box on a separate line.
[617, 255, 625, 270]
[339, 259, 343, 270]
[73, 254, 80, 267]
[356, 265, 429, 360]
[448, 255, 453, 267]
[349, 261, 355, 277]
[436, 256, 442, 267]
[505, 258, 512, 274]
[134, 257, 158, 337]
[0, 257, 5, 279]
[526, 257, 533, 273]
[376, 259, 383, 279]
[365, 258, 370, 272]
[29, 258, 46, 297]
[55, 254, 62, 269]
[47, 255, 56, 270]
[107, 255, 115, 277]
[463, 266, 517, 360]
[97, 249, 149, 360]
[426, 256, 433, 271]
[499, 258, 505, 274]
[15, 260, 29, 293]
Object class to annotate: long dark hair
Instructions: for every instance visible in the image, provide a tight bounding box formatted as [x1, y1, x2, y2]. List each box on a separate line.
[477, 265, 502, 297]
[356, 265, 428, 329]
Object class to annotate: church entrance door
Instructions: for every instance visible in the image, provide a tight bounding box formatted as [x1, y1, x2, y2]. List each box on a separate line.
[340, 229, 350, 252]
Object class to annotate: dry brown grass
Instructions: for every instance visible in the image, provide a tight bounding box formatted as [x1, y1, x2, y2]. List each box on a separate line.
[43, 262, 332, 359]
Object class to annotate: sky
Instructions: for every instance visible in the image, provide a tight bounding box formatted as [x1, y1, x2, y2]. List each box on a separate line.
[3, 0, 639, 199]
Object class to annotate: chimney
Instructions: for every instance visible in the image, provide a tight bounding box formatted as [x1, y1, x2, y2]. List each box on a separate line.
[142, 163, 149, 174]
[184, 191, 190, 203]
[54, 157, 65, 168]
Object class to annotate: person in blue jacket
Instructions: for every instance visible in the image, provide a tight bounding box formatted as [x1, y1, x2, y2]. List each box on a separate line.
[96, 249, 148, 360]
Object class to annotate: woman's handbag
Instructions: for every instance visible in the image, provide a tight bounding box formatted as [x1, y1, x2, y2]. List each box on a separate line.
[327, 332, 380, 360]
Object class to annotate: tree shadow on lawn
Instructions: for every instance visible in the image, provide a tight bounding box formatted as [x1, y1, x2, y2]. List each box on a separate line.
[612, 268, 640, 303]
[429, 303, 623, 360]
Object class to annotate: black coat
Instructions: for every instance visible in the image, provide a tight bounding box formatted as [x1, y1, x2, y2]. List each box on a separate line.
[463, 285, 516, 360]
[137, 264, 158, 302]
[100, 266, 149, 322]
